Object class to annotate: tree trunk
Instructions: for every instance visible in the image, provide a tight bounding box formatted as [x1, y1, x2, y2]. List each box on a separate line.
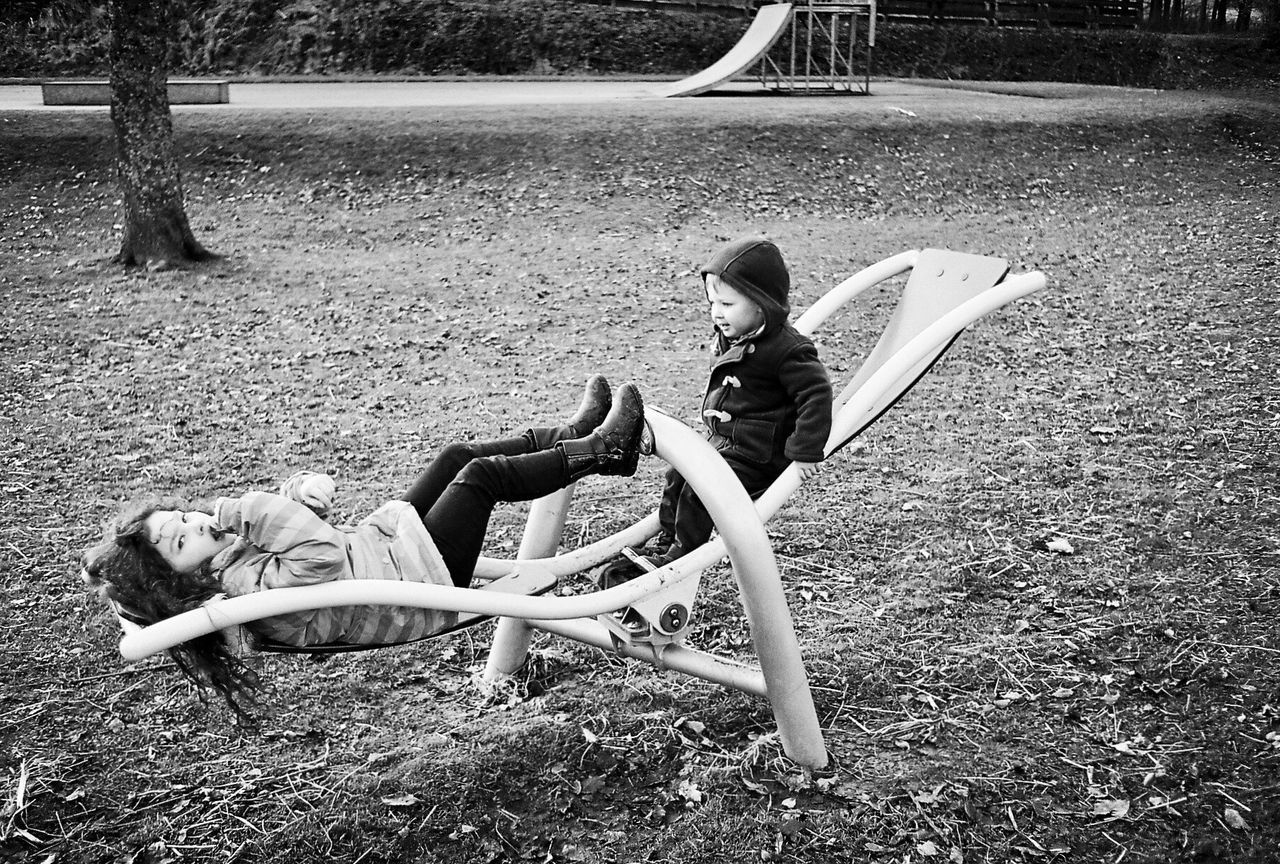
[1236, 0, 1253, 28]
[108, 0, 212, 267]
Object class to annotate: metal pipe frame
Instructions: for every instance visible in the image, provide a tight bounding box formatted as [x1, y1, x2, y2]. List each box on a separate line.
[766, 2, 876, 94]
[484, 410, 829, 767]
[117, 250, 1046, 770]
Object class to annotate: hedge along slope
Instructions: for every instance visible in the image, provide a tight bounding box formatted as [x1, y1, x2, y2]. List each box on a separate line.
[873, 26, 1280, 88]
[2, 0, 1277, 87]
[0, 0, 740, 77]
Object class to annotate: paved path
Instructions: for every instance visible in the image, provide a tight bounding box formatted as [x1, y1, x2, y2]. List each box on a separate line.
[2, 81, 662, 110]
[0, 79, 1127, 111]
[0, 79, 1259, 125]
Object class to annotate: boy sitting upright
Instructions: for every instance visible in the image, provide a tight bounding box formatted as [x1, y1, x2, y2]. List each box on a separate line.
[618, 234, 833, 578]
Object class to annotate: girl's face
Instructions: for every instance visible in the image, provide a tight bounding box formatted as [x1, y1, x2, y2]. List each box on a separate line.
[705, 274, 764, 340]
[144, 510, 230, 575]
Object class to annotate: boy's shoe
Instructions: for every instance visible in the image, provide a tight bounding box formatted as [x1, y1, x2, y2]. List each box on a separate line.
[595, 556, 643, 591]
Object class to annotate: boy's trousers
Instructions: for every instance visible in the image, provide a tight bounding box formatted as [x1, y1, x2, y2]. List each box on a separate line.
[657, 436, 786, 559]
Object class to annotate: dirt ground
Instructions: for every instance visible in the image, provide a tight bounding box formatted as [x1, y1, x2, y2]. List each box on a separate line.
[1, 83, 1278, 863]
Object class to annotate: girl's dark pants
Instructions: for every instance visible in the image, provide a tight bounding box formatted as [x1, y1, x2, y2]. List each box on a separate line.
[400, 430, 567, 587]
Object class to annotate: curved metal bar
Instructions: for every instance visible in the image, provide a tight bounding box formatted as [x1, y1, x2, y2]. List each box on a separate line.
[118, 580, 640, 661]
[792, 249, 918, 336]
[636, 412, 827, 766]
[472, 512, 659, 580]
[751, 269, 1045, 525]
[530, 617, 768, 697]
[118, 254, 1045, 774]
[482, 483, 572, 681]
[119, 409, 829, 764]
[480, 269, 1047, 575]
[474, 256, 1036, 583]
[118, 416, 756, 662]
[827, 270, 1045, 446]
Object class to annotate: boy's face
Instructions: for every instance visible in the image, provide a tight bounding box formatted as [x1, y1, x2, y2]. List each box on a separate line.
[705, 274, 764, 340]
[145, 510, 229, 575]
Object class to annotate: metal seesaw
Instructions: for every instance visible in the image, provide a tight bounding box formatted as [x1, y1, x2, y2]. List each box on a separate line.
[115, 249, 1048, 769]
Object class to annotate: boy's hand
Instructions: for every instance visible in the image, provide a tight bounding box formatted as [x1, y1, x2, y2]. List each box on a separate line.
[794, 461, 820, 481]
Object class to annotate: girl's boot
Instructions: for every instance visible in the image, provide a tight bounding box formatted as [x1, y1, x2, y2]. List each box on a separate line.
[524, 375, 612, 450]
[556, 383, 646, 481]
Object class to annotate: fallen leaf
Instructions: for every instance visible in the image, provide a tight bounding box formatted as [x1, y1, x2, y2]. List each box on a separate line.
[678, 718, 707, 736]
[380, 793, 419, 807]
[918, 840, 940, 856]
[1046, 537, 1075, 554]
[677, 778, 703, 804]
[912, 784, 945, 805]
[1223, 807, 1249, 830]
[1092, 798, 1130, 818]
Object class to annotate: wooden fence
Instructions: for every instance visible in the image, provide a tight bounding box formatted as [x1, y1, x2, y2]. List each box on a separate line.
[579, 0, 1146, 26]
[876, 0, 1144, 26]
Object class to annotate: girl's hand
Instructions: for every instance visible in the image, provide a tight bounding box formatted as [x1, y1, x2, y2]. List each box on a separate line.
[794, 461, 821, 482]
[296, 473, 336, 517]
[280, 471, 336, 517]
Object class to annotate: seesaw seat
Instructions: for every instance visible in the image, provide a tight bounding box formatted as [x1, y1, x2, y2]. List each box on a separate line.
[819, 248, 1012, 451]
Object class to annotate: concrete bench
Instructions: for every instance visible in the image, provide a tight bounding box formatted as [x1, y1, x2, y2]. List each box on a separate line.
[41, 79, 229, 106]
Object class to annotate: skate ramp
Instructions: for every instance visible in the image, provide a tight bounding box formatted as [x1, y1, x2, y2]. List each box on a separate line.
[653, 4, 793, 98]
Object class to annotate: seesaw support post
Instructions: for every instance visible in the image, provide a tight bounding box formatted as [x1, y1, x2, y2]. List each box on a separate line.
[483, 411, 828, 768]
[483, 486, 574, 681]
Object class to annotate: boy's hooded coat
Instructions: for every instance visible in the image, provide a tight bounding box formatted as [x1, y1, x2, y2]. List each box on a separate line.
[697, 236, 832, 471]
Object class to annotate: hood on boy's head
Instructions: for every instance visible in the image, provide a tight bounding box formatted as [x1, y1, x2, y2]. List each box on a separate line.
[699, 235, 791, 332]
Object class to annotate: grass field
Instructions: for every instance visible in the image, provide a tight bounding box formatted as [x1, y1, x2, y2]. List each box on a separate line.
[2, 84, 1278, 863]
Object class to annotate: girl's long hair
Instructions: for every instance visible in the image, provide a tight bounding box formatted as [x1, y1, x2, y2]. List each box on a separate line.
[82, 497, 260, 726]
